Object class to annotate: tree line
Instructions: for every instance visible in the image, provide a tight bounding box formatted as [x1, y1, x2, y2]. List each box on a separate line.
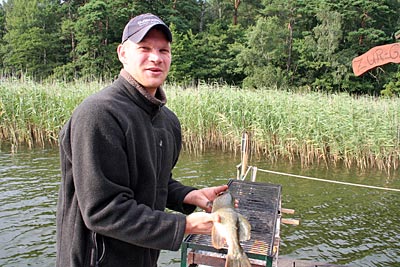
[0, 0, 399, 95]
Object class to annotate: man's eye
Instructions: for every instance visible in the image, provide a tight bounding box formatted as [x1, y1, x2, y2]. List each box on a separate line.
[138, 46, 150, 51]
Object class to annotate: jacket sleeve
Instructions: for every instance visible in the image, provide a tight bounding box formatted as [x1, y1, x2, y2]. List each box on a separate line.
[69, 97, 186, 251]
[167, 177, 197, 214]
[163, 107, 198, 214]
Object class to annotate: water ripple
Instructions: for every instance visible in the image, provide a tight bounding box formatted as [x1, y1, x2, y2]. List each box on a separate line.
[0, 149, 399, 266]
[0, 149, 59, 267]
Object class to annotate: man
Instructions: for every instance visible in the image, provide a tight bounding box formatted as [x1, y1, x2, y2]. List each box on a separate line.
[56, 13, 228, 267]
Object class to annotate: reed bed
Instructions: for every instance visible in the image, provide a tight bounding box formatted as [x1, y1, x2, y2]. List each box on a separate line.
[1, 79, 399, 171]
[0, 78, 103, 150]
[166, 83, 400, 171]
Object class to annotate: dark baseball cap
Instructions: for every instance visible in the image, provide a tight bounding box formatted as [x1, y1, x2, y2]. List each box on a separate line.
[121, 13, 172, 44]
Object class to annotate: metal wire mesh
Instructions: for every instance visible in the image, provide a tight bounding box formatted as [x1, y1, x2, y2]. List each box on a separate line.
[184, 179, 281, 258]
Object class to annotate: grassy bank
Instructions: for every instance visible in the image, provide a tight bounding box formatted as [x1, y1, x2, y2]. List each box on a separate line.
[1, 79, 399, 171]
[0, 78, 104, 148]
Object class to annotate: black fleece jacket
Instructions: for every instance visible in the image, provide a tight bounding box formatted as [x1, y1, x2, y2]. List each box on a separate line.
[56, 71, 196, 267]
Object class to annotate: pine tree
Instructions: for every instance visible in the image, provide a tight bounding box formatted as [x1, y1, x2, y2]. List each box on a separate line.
[2, 0, 62, 79]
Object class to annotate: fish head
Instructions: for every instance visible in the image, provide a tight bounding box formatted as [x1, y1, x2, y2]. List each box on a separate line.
[212, 190, 234, 211]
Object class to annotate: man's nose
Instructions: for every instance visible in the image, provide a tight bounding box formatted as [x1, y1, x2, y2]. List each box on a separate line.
[149, 50, 162, 63]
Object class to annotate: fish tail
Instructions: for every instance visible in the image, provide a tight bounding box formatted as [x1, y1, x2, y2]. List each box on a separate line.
[225, 252, 251, 267]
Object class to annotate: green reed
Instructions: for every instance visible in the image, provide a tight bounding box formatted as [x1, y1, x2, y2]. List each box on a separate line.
[0, 78, 103, 150]
[1, 78, 399, 170]
[166, 83, 400, 171]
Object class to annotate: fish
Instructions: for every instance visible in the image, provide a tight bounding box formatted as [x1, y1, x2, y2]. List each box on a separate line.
[211, 190, 252, 267]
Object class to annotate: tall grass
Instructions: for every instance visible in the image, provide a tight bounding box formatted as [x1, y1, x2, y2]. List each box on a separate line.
[1, 78, 399, 171]
[0, 77, 104, 150]
[166, 83, 400, 171]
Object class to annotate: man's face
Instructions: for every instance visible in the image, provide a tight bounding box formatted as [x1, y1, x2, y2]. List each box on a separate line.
[118, 28, 171, 95]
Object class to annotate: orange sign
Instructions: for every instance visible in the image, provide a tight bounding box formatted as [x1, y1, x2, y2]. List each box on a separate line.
[352, 43, 400, 76]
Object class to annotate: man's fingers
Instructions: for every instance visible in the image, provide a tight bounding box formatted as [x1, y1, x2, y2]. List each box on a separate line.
[213, 185, 228, 195]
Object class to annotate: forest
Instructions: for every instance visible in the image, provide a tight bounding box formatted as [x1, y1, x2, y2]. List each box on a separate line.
[0, 0, 400, 95]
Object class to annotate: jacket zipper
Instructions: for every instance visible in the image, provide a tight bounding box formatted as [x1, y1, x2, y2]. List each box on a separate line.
[157, 139, 163, 179]
[90, 232, 105, 267]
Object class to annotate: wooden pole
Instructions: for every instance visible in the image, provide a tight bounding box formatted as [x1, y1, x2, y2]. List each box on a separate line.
[240, 132, 249, 180]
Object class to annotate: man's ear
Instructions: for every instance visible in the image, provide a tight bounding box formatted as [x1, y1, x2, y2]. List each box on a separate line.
[117, 44, 127, 64]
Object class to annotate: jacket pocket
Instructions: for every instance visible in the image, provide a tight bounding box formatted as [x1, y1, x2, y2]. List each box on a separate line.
[89, 232, 106, 267]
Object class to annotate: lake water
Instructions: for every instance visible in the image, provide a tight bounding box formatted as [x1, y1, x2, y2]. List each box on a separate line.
[0, 148, 399, 266]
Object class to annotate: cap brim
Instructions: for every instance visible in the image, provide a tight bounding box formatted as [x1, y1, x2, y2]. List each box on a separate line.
[127, 24, 172, 43]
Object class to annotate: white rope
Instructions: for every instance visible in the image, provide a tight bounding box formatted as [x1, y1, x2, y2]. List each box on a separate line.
[255, 167, 400, 192]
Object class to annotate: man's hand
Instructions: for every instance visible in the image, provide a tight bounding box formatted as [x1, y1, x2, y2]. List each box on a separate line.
[183, 185, 228, 213]
[185, 212, 215, 234]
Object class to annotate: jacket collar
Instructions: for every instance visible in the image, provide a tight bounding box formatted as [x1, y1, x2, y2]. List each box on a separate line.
[120, 69, 167, 106]
[119, 69, 167, 117]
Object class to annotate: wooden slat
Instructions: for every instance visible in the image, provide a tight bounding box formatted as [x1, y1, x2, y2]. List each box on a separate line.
[281, 218, 300, 226]
[187, 250, 267, 267]
[281, 208, 295, 214]
[186, 252, 348, 267]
